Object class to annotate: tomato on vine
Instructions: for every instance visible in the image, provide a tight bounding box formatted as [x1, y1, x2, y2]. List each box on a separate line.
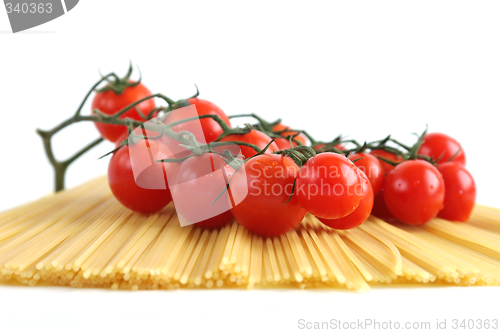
[418, 132, 466, 165]
[295, 152, 363, 219]
[230, 154, 306, 237]
[371, 191, 395, 220]
[384, 160, 445, 225]
[169, 153, 235, 229]
[348, 152, 385, 194]
[437, 162, 476, 222]
[313, 143, 345, 152]
[272, 123, 307, 145]
[274, 138, 298, 150]
[92, 82, 156, 143]
[165, 98, 231, 144]
[317, 169, 374, 230]
[218, 129, 279, 159]
[272, 123, 307, 149]
[108, 138, 172, 214]
[370, 149, 404, 174]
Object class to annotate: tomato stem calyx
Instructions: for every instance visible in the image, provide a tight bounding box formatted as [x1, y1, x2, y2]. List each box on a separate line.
[38, 66, 199, 192]
[95, 62, 142, 95]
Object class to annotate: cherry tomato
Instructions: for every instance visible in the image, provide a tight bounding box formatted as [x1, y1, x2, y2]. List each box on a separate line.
[317, 169, 374, 230]
[218, 129, 279, 159]
[114, 128, 163, 149]
[384, 160, 445, 225]
[348, 152, 385, 194]
[367, 150, 403, 218]
[418, 132, 466, 165]
[295, 153, 363, 219]
[165, 98, 231, 144]
[92, 82, 155, 143]
[274, 137, 299, 150]
[437, 162, 476, 222]
[313, 143, 345, 152]
[273, 123, 307, 145]
[371, 190, 395, 220]
[170, 153, 235, 229]
[370, 149, 404, 174]
[108, 138, 172, 214]
[230, 154, 307, 237]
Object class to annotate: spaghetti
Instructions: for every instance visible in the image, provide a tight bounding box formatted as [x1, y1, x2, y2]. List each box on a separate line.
[1, 176, 500, 291]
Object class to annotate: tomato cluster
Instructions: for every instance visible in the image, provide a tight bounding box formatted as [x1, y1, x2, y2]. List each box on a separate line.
[94, 77, 476, 238]
[370, 133, 476, 224]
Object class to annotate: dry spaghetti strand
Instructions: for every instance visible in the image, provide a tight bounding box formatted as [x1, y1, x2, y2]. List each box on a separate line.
[1, 179, 500, 291]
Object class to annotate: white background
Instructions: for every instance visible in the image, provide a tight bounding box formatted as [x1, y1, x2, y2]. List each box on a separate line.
[1, 1, 500, 332]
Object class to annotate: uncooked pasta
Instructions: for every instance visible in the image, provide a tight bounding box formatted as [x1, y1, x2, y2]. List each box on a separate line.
[1, 176, 500, 291]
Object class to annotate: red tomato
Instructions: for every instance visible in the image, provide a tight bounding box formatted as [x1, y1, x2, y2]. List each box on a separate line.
[273, 123, 307, 145]
[348, 152, 385, 194]
[367, 150, 403, 219]
[295, 153, 363, 219]
[313, 143, 345, 152]
[114, 132, 129, 148]
[218, 129, 279, 159]
[170, 153, 235, 229]
[108, 139, 172, 214]
[371, 190, 395, 220]
[114, 128, 163, 149]
[274, 137, 299, 150]
[317, 169, 374, 230]
[437, 162, 476, 222]
[92, 82, 155, 143]
[164, 98, 231, 144]
[418, 132, 466, 165]
[230, 155, 307, 237]
[370, 149, 404, 174]
[384, 160, 445, 225]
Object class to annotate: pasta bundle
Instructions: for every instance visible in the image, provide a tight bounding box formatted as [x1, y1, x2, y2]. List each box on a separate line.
[0, 177, 499, 291]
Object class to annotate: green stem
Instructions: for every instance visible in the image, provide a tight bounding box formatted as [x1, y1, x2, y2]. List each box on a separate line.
[74, 73, 116, 117]
[207, 141, 263, 154]
[228, 113, 281, 131]
[37, 127, 104, 192]
[38, 71, 183, 191]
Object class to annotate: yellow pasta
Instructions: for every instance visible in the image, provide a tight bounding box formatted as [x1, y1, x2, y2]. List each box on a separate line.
[1, 176, 500, 291]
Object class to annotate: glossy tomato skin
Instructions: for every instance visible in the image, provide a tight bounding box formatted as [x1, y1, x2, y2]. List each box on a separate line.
[437, 162, 476, 222]
[367, 149, 403, 219]
[371, 190, 395, 220]
[273, 123, 307, 146]
[317, 169, 374, 230]
[370, 149, 404, 174]
[313, 143, 345, 152]
[274, 137, 298, 150]
[384, 160, 445, 225]
[92, 82, 155, 143]
[218, 129, 279, 159]
[418, 132, 466, 165]
[170, 153, 235, 229]
[349, 152, 385, 194]
[296, 153, 363, 219]
[165, 98, 231, 144]
[230, 155, 307, 237]
[108, 139, 172, 214]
